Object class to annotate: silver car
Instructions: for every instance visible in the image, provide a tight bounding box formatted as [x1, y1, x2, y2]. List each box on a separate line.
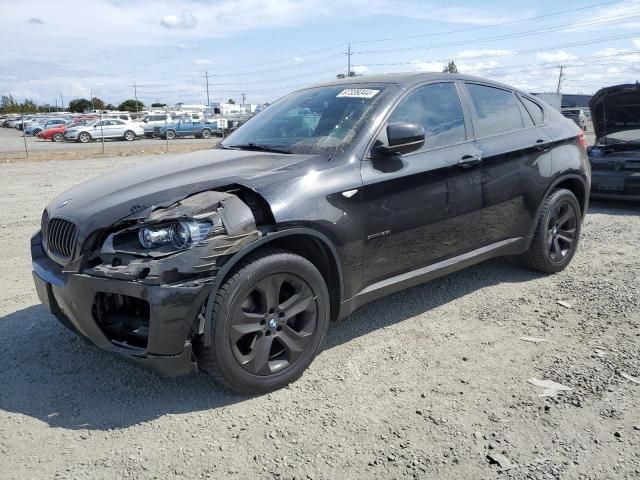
[64, 119, 144, 143]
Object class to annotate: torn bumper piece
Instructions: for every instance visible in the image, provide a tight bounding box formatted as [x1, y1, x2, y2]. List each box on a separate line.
[32, 238, 209, 377]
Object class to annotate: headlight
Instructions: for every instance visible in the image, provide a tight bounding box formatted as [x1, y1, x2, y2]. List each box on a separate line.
[138, 219, 213, 249]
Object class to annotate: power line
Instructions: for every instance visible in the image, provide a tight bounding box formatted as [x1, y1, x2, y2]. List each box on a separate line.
[352, 0, 630, 44]
[352, 11, 640, 55]
[363, 33, 640, 67]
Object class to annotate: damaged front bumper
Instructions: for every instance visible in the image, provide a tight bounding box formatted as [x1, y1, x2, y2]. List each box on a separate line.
[590, 164, 640, 200]
[32, 233, 209, 377]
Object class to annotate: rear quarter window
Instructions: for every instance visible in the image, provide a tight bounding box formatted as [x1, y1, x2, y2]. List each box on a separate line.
[521, 97, 545, 125]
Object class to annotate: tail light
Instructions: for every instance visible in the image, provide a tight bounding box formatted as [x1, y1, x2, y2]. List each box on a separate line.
[578, 130, 588, 149]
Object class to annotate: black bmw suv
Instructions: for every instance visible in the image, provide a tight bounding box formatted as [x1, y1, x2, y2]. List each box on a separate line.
[32, 73, 590, 393]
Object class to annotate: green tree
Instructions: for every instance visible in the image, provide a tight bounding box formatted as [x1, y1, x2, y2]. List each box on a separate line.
[68, 98, 92, 113]
[151, 102, 166, 108]
[92, 97, 106, 110]
[227, 98, 236, 105]
[442, 61, 459, 73]
[117, 99, 145, 112]
[336, 71, 357, 79]
[20, 99, 38, 113]
[1, 94, 19, 113]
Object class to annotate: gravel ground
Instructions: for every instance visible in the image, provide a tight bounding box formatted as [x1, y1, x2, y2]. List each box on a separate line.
[0, 154, 638, 479]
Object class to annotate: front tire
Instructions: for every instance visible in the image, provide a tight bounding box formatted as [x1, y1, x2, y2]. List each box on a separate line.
[196, 249, 330, 394]
[78, 132, 91, 143]
[201, 128, 211, 139]
[165, 130, 176, 140]
[52, 132, 63, 142]
[523, 188, 582, 273]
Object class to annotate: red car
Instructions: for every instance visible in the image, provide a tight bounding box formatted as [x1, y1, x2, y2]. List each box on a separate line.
[37, 124, 66, 142]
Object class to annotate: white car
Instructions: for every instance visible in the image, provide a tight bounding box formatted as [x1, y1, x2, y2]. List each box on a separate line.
[64, 119, 144, 143]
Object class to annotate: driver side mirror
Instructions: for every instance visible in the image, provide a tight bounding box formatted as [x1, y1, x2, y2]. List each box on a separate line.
[374, 122, 425, 156]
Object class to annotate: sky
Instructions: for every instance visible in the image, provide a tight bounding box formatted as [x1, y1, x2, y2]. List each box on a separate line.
[1, 0, 640, 107]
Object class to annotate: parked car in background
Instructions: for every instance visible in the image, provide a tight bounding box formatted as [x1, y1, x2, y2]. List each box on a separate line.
[588, 83, 640, 200]
[64, 119, 144, 143]
[154, 118, 217, 139]
[36, 123, 67, 142]
[142, 113, 172, 137]
[25, 118, 67, 136]
[31, 73, 590, 394]
[562, 108, 588, 130]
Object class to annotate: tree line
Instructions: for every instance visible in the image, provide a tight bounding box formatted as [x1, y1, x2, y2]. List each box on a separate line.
[1, 94, 162, 114]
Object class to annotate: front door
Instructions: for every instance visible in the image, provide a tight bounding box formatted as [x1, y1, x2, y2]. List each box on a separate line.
[361, 82, 483, 286]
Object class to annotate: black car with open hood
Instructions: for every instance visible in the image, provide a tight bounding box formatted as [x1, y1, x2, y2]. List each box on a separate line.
[588, 82, 640, 200]
[32, 73, 590, 394]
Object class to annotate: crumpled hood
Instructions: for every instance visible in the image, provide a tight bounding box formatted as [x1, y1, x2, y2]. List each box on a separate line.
[589, 83, 640, 141]
[46, 148, 321, 240]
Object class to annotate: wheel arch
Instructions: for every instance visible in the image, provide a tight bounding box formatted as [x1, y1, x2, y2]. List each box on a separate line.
[202, 228, 344, 346]
[528, 173, 588, 237]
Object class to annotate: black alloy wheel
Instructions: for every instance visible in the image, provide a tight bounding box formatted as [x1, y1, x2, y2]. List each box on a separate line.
[230, 273, 317, 376]
[523, 188, 582, 273]
[195, 249, 330, 394]
[546, 200, 578, 263]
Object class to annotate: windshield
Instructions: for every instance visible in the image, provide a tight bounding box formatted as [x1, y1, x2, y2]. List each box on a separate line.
[221, 84, 388, 155]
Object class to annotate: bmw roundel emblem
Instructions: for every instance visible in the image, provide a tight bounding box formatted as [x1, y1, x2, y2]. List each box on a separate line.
[57, 199, 71, 208]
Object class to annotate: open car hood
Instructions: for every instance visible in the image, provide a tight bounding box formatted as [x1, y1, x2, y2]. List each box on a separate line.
[590, 83, 640, 142]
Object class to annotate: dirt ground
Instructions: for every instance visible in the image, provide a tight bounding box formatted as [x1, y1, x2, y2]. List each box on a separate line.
[0, 154, 638, 480]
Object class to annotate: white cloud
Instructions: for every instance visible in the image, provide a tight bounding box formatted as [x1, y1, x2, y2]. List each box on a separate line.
[410, 60, 444, 72]
[536, 50, 577, 62]
[194, 59, 213, 65]
[634, 38, 640, 49]
[351, 65, 369, 75]
[456, 49, 513, 59]
[293, 56, 304, 62]
[160, 10, 197, 29]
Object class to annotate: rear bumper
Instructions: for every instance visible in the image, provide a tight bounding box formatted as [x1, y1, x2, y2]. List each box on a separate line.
[31, 236, 208, 377]
[590, 169, 640, 200]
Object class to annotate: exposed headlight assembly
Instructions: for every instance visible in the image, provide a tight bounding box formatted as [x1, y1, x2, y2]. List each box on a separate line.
[138, 219, 214, 249]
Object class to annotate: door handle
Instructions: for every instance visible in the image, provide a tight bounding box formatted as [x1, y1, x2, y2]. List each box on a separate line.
[535, 139, 550, 151]
[458, 154, 482, 168]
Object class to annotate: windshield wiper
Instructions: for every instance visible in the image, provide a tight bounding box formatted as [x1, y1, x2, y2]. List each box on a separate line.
[223, 143, 291, 154]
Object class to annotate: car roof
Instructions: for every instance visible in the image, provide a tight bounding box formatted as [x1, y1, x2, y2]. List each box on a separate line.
[307, 72, 525, 93]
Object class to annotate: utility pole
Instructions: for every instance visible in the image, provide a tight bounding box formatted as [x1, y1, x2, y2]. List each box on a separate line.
[347, 42, 352, 77]
[556, 66, 565, 94]
[55, 97, 58, 112]
[241, 93, 246, 105]
[133, 81, 139, 112]
[90, 89, 94, 112]
[203, 70, 211, 107]
[60, 92, 64, 111]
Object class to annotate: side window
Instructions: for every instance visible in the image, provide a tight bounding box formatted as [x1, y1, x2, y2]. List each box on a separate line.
[388, 82, 466, 149]
[466, 84, 525, 137]
[521, 97, 545, 125]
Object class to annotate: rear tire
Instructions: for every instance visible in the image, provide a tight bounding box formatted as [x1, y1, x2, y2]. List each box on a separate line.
[52, 132, 63, 142]
[523, 188, 581, 273]
[166, 130, 176, 140]
[78, 132, 91, 143]
[195, 248, 330, 394]
[124, 130, 135, 141]
[201, 129, 211, 139]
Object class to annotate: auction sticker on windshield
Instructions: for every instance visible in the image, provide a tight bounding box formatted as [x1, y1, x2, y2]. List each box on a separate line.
[337, 89, 380, 99]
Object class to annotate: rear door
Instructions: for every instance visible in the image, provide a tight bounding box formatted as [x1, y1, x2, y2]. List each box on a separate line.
[462, 83, 554, 244]
[361, 81, 483, 285]
[110, 120, 129, 137]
